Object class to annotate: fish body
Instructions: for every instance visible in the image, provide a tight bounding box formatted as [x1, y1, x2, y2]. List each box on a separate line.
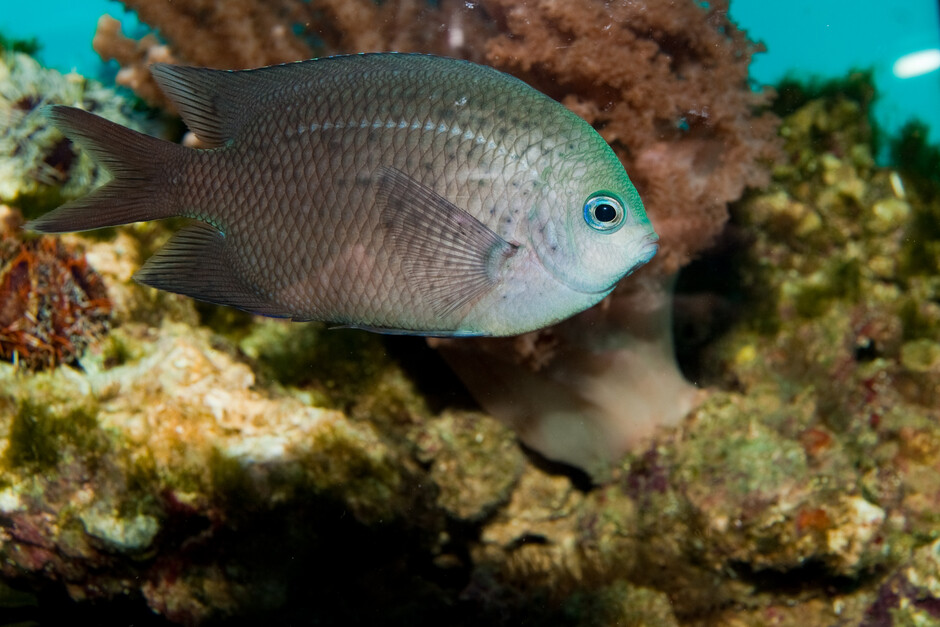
[27, 54, 657, 336]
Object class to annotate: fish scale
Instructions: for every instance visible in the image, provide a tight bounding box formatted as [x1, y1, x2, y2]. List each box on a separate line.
[26, 53, 658, 337]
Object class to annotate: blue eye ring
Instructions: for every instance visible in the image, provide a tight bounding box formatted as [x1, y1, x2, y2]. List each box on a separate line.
[583, 193, 626, 233]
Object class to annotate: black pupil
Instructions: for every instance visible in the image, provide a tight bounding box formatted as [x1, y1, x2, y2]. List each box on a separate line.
[594, 203, 617, 223]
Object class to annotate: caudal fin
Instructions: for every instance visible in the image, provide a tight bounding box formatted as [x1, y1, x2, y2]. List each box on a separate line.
[25, 105, 183, 233]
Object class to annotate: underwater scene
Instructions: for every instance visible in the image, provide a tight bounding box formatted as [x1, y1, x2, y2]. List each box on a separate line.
[1, 1, 940, 625]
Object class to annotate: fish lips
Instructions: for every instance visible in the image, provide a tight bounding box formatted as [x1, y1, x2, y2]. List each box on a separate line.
[562, 230, 659, 296]
[606, 232, 659, 287]
[637, 232, 659, 266]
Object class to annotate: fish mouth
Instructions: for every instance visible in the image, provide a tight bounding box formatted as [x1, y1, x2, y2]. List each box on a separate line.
[638, 232, 659, 265]
[581, 232, 659, 294]
[536, 227, 660, 296]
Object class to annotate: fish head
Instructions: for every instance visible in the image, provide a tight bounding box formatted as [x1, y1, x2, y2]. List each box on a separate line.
[528, 151, 658, 297]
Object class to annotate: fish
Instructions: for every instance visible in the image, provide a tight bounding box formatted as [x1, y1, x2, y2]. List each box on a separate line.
[26, 53, 658, 337]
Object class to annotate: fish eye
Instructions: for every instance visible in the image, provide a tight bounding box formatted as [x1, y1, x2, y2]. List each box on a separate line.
[583, 194, 626, 233]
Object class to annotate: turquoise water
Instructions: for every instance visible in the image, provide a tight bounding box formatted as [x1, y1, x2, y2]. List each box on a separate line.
[2, 0, 939, 146]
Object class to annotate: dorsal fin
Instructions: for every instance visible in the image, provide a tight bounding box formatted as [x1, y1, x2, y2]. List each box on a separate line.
[150, 62, 308, 147]
[149, 54, 495, 147]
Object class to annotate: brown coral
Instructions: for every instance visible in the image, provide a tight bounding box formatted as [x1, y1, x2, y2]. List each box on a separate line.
[481, 0, 780, 274]
[93, 0, 496, 111]
[0, 208, 111, 369]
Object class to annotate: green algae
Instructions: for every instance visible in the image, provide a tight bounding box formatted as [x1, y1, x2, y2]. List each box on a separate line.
[299, 421, 406, 523]
[4, 398, 107, 472]
[891, 119, 940, 186]
[900, 339, 940, 374]
[563, 582, 678, 627]
[772, 70, 880, 158]
[791, 258, 862, 318]
[0, 31, 41, 56]
[96, 331, 138, 370]
[239, 320, 390, 409]
[899, 195, 940, 279]
[417, 411, 525, 521]
[677, 391, 810, 498]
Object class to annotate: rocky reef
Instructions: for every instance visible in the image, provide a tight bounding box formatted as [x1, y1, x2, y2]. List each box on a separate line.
[0, 55, 939, 623]
[2, 3, 940, 624]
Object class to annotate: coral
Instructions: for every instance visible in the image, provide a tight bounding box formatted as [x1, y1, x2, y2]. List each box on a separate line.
[481, 0, 780, 274]
[12, 7, 940, 624]
[0, 207, 111, 370]
[435, 0, 780, 474]
[864, 539, 940, 625]
[414, 410, 525, 521]
[0, 320, 427, 622]
[4, 81, 940, 625]
[681, 86, 940, 622]
[0, 51, 148, 214]
[93, 1, 495, 110]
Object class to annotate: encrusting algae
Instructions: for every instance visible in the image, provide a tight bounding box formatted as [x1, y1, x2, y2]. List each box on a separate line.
[0, 3, 939, 627]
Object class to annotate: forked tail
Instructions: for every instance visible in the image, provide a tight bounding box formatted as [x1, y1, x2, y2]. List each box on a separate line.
[25, 105, 183, 233]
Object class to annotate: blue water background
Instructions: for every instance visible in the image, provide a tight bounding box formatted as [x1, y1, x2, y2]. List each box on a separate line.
[2, 0, 939, 150]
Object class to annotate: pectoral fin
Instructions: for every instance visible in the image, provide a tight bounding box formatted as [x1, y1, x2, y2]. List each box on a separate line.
[376, 167, 518, 317]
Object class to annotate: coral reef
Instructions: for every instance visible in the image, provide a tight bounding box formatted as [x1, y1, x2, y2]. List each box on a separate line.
[2, 76, 940, 624]
[5, 2, 940, 624]
[433, 0, 781, 473]
[81, 0, 784, 474]
[93, 1, 494, 110]
[89, 0, 782, 472]
[0, 206, 111, 370]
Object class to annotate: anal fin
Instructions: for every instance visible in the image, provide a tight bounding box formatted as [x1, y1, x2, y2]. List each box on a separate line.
[134, 222, 292, 318]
